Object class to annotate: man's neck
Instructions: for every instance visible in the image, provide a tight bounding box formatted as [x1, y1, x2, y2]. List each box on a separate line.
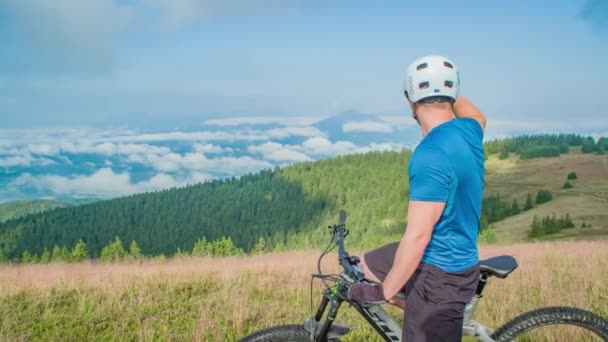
[416, 106, 454, 136]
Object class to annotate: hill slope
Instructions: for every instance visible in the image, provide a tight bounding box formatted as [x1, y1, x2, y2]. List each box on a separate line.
[485, 149, 608, 242]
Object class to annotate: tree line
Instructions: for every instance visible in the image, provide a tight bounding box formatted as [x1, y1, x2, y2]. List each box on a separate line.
[484, 134, 606, 159]
[529, 214, 575, 238]
[1, 235, 249, 264]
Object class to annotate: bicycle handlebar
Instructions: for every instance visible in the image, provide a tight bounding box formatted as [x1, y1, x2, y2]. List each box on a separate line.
[333, 210, 364, 282]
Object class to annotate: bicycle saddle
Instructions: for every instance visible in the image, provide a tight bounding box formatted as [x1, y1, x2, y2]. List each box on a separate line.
[479, 255, 518, 278]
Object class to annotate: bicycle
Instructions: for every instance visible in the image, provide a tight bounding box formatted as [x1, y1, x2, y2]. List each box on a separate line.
[240, 211, 608, 341]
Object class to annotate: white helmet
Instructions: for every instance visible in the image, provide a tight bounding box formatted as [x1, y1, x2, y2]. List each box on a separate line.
[403, 55, 459, 103]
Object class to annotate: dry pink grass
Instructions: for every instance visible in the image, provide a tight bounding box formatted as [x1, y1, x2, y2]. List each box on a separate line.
[1, 241, 607, 341]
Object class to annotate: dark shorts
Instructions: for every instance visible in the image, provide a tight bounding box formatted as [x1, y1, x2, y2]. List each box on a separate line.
[363, 242, 480, 342]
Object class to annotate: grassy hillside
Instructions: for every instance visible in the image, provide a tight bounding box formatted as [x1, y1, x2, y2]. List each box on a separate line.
[0, 200, 67, 223]
[485, 148, 608, 243]
[0, 241, 606, 341]
[0, 151, 411, 259]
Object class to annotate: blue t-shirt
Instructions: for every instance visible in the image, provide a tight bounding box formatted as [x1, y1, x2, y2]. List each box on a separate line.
[408, 118, 484, 272]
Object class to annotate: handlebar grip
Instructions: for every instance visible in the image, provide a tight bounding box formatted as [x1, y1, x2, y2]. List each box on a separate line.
[339, 210, 347, 226]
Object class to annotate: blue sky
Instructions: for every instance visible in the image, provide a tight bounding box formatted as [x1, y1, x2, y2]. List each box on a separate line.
[1, 0, 607, 202]
[1, 0, 606, 130]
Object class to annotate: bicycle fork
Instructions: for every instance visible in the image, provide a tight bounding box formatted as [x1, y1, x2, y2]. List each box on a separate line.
[304, 292, 350, 342]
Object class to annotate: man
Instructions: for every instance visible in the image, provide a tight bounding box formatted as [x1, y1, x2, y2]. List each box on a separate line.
[348, 55, 486, 341]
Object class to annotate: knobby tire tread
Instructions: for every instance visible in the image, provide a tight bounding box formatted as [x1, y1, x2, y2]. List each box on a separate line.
[239, 324, 311, 342]
[491, 306, 608, 341]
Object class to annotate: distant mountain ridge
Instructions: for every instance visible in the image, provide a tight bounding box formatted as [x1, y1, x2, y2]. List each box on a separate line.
[0, 200, 67, 223]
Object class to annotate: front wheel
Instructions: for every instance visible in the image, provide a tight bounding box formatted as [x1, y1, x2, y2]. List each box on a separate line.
[491, 306, 608, 341]
[239, 324, 311, 342]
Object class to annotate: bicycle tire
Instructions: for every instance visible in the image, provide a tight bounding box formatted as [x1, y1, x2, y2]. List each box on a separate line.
[491, 306, 608, 341]
[239, 324, 311, 342]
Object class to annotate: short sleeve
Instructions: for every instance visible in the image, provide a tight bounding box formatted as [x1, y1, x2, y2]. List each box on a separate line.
[408, 145, 453, 202]
[458, 118, 484, 141]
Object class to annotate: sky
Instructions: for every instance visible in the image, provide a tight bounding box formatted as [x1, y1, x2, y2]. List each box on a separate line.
[0, 0, 607, 202]
[0, 0, 606, 130]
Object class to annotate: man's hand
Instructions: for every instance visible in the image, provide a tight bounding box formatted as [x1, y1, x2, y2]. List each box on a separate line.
[348, 282, 387, 305]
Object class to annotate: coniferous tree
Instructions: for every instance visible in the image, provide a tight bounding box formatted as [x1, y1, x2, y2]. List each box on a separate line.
[71, 240, 88, 262]
[192, 237, 210, 257]
[39, 248, 51, 263]
[129, 241, 143, 260]
[100, 237, 127, 262]
[511, 199, 521, 215]
[51, 244, 70, 262]
[21, 250, 35, 263]
[524, 193, 534, 211]
[252, 237, 266, 254]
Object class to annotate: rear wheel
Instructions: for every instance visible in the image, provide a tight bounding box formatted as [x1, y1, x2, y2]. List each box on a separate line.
[491, 306, 608, 341]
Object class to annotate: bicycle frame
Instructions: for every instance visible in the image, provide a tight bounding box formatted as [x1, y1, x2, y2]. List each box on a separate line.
[306, 273, 497, 342]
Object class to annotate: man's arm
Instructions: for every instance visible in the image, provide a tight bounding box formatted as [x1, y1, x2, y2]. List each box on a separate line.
[382, 200, 445, 300]
[454, 96, 486, 130]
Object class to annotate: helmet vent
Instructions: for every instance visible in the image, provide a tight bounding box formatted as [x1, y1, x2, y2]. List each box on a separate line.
[443, 61, 454, 69]
[444, 80, 454, 88]
[419, 81, 430, 89]
[416, 63, 428, 71]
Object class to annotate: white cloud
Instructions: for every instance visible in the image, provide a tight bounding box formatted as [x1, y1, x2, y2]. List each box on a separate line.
[343, 120, 394, 133]
[355, 143, 404, 154]
[248, 142, 312, 162]
[299, 137, 357, 156]
[192, 143, 229, 154]
[10, 168, 214, 197]
[105, 131, 265, 143]
[379, 115, 418, 129]
[0, 153, 55, 167]
[128, 150, 274, 175]
[266, 126, 324, 139]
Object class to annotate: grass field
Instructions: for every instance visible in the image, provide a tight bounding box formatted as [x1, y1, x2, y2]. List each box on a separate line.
[484, 150, 608, 243]
[1, 241, 606, 341]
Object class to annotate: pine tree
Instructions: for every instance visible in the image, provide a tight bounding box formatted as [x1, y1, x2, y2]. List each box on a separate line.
[100, 237, 127, 262]
[21, 250, 35, 263]
[129, 240, 142, 260]
[511, 200, 521, 215]
[252, 237, 266, 254]
[40, 248, 51, 263]
[192, 237, 209, 257]
[524, 193, 534, 211]
[175, 247, 189, 258]
[71, 240, 88, 262]
[51, 244, 70, 262]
